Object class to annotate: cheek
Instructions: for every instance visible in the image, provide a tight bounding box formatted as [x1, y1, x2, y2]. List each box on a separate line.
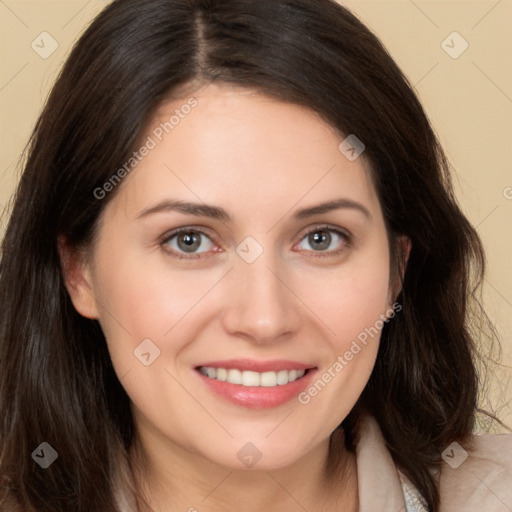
[91, 247, 228, 368]
[299, 248, 391, 348]
[90, 252, 219, 426]
[295, 301, 385, 439]
[293, 243, 390, 411]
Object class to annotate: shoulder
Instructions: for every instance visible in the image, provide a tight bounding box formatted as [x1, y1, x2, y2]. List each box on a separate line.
[438, 433, 512, 512]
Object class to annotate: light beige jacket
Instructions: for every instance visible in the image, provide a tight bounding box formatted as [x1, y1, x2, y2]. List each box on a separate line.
[355, 414, 512, 512]
[115, 413, 512, 512]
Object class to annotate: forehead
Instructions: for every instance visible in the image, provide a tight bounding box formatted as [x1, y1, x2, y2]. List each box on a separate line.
[104, 83, 381, 225]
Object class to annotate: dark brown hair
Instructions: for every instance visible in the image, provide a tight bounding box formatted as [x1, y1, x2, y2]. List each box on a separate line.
[0, 0, 500, 510]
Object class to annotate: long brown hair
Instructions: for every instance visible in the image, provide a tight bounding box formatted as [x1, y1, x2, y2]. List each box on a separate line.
[0, 0, 501, 510]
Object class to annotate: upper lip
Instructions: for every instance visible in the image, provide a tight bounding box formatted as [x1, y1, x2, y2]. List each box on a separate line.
[195, 359, 316, 372]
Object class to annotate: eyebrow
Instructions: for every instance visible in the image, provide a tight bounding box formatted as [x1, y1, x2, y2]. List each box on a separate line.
[136, 198, 372, 222]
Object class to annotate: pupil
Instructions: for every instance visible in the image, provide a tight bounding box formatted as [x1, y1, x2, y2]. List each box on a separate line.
[309, 230, 331, 251]
[178, 232, 200, 252]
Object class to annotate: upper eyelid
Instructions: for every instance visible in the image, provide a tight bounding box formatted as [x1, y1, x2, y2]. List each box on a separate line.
[160, 225, 217, 243]
[296, 223, 350, 238]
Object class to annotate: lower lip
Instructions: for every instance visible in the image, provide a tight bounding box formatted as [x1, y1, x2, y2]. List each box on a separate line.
[195, 369, 316, 409]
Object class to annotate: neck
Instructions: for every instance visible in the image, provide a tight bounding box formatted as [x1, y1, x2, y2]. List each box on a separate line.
[131, 424, 358, 512]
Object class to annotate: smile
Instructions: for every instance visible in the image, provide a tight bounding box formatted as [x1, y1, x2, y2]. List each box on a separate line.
[198, 366, 308, 387]
[194, 359, 317, 409]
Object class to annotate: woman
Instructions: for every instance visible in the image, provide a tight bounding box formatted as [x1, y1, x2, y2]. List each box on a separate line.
[0, 0, 510, 511]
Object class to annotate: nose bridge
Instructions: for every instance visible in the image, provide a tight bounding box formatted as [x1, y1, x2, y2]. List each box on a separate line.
[221, 244, 301, 342]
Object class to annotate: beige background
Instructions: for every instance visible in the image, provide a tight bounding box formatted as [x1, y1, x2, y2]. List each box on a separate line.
[1, 0, 511, 428]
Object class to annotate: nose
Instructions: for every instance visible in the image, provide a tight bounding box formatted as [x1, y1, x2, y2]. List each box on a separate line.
[220, 249, 302, 345]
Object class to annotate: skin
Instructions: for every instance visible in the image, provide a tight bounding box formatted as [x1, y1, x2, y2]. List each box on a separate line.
[61, 83, 408, 512]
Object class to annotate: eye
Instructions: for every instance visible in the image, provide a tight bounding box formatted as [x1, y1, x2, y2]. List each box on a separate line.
[161, 229, 216, 258]
[295, 226, 350, 255]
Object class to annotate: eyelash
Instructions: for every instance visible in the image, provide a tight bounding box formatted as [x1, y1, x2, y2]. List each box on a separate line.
[159, 225, 351, 261]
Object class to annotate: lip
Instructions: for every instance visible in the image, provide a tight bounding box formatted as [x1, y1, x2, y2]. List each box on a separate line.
[194, 359, 317, 409]
[195, 358, 316, 372]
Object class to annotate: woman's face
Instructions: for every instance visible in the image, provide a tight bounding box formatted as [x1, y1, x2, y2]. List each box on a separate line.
[68, 83, 396, 471]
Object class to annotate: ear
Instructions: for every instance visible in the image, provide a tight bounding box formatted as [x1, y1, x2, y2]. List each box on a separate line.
[57, 235, 100, 319]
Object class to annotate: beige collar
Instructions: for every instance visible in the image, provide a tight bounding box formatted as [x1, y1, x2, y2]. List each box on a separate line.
[355, 413, 428, 512]
[355, 413, 512, 512]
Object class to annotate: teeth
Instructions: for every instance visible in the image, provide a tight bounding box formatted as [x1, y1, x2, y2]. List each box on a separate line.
[277, 370, 289, 385]
[199, 367, 306, 387]
[260, 371, 277, 387]
[227, 369, 242, 385]
[242, 371, 260, 387]
[216, 368, 227, 381]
